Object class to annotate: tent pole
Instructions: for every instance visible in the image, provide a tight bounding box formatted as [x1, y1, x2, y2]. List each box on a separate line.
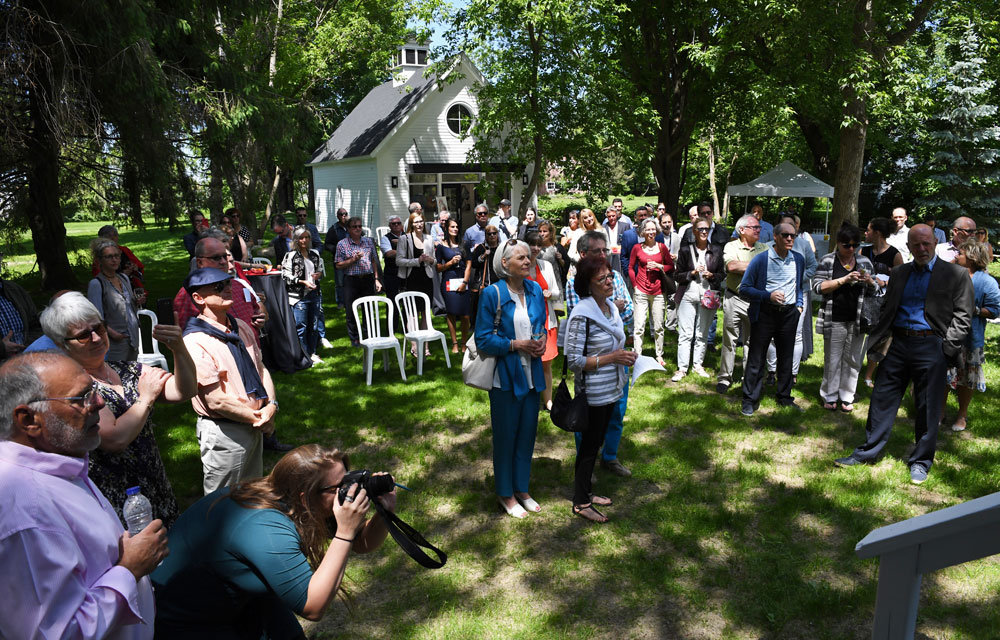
[825, 198, 830, 237]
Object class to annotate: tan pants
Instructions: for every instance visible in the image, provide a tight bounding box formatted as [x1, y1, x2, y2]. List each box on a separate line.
[196, 416, 263, 494]
[718, 290, 751, 385]
[633, 292, 666, 359]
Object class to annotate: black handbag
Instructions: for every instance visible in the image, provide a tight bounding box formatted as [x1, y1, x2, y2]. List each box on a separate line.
[860, 291, 884, 334]
[550, 319, 590, 432]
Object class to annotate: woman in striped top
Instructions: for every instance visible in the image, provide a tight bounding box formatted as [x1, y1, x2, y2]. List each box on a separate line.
[565, 255, 638, 523]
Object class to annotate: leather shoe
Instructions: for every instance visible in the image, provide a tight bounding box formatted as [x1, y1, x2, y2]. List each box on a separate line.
[600, 458, 632, 477]
[715, 382, 729, 394]
[740, 403, 754, 417]
[765, 372, 776, 386]
[834, 455, 865, 467]
[910, 464, 928, 485]
[264, 435, 294, 452]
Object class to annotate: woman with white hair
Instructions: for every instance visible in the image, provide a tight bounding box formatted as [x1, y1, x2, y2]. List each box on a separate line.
[281, 226, 325, 364]
[628, 218, 674, 366]
[87, 237, 144, 361]
[40, 292, 197, 527]
[475, 238, 547, 518]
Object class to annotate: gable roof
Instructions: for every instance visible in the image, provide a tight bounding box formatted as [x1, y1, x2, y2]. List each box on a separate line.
[308, 72, 436, 165]
[727, 161, 834, 198]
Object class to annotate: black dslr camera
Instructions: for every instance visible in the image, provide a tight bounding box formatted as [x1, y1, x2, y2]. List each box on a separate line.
[337, 469, 395, 505]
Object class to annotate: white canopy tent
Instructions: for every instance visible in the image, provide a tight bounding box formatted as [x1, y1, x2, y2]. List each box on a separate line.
[726, 161, 835, 237]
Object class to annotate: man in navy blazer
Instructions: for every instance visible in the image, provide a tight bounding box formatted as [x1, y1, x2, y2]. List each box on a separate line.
[738, 223, 805, 416]
[835, 224, 973, 484]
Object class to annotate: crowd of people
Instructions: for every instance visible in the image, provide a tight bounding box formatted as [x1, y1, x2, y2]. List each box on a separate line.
[0, 197, 996, 637]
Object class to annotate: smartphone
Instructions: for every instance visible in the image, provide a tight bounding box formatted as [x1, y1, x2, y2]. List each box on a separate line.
[156, 298, 175, 326]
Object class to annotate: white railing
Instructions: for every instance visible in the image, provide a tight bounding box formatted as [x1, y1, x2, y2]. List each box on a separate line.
[855, 491, 1000, 639]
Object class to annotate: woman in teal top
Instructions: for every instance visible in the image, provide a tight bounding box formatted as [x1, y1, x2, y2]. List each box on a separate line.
[151, 445, 395, 639]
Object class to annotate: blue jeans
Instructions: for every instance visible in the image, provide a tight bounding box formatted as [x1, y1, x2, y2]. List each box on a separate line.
[292, 291, 322, 356]
[488, 387, 540, 496]
[575, 371, 630, 462]
[314, 289, 327, 340]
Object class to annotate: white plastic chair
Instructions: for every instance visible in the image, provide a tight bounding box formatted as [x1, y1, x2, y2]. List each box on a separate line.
[362, 226, 372, 238]
[395, 291, 451, 375]
[351, 296, 407, 385]
[252, 257, 272, 266]
[375, 226, 390, 245]
[136, 310, 169, 371]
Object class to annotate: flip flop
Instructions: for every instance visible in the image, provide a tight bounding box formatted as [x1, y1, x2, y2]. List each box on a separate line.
[517, 496, 541, 512]
[589, 495, 613, 507]
[572, 503, 608, 523]
[823, 402, 837, 411]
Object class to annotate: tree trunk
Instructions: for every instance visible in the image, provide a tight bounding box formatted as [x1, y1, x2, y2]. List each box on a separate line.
[653, 146, 685, 215]
[123, 158, 143, 229]
[263, 165, 283, 231]
[707, 132, 720, 219]
[26, 88, 78, 290]
[830, 87, 867, 234]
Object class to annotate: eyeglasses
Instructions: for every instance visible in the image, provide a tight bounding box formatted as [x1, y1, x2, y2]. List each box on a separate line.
[65, 323, 106, 344]
[744, 225, 761, 231]
[36, 382, 101, 411]
[841, 242, 859, 248]
[593, 273, 615, 284]
[349, 224, 363, 229]
[778, 232, 796, 239]
[205, 253, 227, 262]
[102, 253, 121, 260]
[586, 248, 611, 256]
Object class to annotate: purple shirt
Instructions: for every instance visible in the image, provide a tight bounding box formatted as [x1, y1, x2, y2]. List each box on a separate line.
[0, 441, 155, 639]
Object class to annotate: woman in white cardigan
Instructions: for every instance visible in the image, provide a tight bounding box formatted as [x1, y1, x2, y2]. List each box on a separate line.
[396, 211, 437, 355]
[524, 230, 562, 411]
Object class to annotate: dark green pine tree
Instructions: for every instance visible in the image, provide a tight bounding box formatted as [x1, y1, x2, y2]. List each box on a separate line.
[920, 24, 1000, 221]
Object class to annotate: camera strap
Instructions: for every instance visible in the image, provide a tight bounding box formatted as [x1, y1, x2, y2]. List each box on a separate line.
[374, 502, 447, 569]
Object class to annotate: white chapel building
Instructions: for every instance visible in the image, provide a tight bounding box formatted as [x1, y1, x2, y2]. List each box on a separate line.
[307, 40, 535, 233]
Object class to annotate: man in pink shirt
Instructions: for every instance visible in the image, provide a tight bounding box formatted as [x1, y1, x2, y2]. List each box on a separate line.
[181, 268, 280, 494]
[0, 351, 168, 639]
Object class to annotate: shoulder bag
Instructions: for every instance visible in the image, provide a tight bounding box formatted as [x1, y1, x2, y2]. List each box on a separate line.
[550, 319, 590, 432]
[462, 284, 502, 390]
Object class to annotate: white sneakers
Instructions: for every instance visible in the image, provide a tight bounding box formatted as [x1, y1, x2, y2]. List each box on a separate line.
[671, 370, 686, 382]
[320, 338, 333, 349]
[310, 353, 322, 364]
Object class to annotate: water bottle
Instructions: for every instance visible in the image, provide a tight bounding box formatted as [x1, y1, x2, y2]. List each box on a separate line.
[122, 486, 153, 535]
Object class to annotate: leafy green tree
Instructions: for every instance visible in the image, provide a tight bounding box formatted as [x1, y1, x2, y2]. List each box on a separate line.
[919, 24, 1000, 220]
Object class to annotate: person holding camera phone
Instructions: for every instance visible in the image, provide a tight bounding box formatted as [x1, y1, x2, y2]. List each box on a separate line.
[151, 444, 395, 638]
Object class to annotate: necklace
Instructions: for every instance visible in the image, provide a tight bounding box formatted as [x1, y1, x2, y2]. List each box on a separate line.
[90, 362, 116, 385]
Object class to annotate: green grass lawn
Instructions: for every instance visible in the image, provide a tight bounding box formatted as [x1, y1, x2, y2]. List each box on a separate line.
[9, 220, 1000, 639]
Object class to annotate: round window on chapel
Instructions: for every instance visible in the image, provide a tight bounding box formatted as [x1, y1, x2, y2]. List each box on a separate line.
[446, 104, 473, 137]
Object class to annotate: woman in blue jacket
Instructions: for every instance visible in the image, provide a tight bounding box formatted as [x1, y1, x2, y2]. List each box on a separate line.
[945, 239, 1000, 431]
[475, 238, 547, 518]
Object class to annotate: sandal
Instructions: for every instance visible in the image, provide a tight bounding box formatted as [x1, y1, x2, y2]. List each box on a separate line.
[451, 343, 460, 354]
[823, 402, 837, 411]
[864, 378, 874, 388]
[572, 503, 608, 523]
[840, 402, 854, 412]
[589, 495, 612, 507]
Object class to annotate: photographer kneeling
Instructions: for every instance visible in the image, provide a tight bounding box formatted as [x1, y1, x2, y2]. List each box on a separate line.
[151, 445, 395, 638]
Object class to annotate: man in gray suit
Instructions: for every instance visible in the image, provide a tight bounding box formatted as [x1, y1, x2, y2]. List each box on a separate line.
[835, 225, 973, 484]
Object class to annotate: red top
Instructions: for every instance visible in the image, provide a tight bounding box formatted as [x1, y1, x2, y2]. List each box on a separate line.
[629, 242, 674, 295]
[172, 279, 261, 343]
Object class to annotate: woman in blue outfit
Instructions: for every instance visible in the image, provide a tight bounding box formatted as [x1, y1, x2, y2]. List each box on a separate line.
[436, 216, 473, 352]
[475, 238, 547, 518]
[151, 445, 395, 639]
[944, 239, 1000, 431]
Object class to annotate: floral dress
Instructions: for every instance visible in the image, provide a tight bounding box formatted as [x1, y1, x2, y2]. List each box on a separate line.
[89, 361, 179, 528]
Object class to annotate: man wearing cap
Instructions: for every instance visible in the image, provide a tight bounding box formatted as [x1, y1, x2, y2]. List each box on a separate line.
[489, 199, 519, 241]
[181, 268, 280, 494]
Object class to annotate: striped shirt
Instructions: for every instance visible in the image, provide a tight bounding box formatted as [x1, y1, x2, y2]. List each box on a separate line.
[565, 315, 625, 406]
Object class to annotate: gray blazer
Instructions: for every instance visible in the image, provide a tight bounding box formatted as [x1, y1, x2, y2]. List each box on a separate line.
[867, 258, 974, 359]
[395, 232, 435, 280]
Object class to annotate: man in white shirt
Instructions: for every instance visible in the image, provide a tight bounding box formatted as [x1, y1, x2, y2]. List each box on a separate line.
[489, 198, 518, 241]
[603, 206, 628, 278]
[887, 207, 912, 262]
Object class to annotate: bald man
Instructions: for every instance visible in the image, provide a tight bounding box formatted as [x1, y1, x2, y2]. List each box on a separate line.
[835, 225, 973, 485]
[935, 216, 977, 263]
[886, 207, 912, 262]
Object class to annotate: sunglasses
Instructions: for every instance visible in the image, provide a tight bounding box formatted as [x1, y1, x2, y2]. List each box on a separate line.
[37, 381, 101, 411]
[841, 242, 859, 248]
[778, 232, 796, 239]
[65, 323, 107, 344]
[695, 228, 710, 233]
[486, 232, 499, 236]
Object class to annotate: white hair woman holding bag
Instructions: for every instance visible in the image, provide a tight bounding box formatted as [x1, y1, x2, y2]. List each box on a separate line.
[473, 238, 547, 519]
